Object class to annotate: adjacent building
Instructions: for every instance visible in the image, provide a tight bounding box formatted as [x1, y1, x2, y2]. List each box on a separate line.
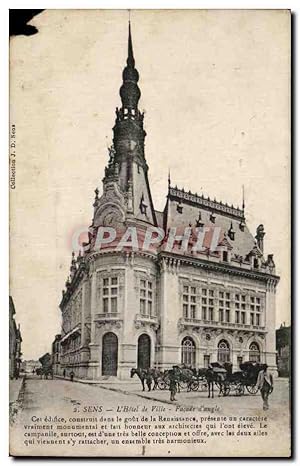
[21, 359, 41, 374]
[9, 296, 22, 379]
[59, 25, 279, 380]
[51, 334, 61, 376]
[276, 323, 290, 377]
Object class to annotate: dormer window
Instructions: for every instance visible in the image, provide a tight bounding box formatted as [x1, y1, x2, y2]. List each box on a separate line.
[239, 220, 245, 232]
[140, 194, 148, 215]
[177, 201, 183, 214]
[228, 222, 235, 241]
[253, 258, 259, 269]
[196, 211, 204, 228]
[222, 251, 228, 262]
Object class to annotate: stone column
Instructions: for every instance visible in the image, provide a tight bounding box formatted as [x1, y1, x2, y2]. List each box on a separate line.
[159, 258, 181, 369]
[88, 268, 100, 379]
[119, 263, 135, 380]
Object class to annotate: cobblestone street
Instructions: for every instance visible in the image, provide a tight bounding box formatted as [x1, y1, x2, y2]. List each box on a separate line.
[9, 375, 290, 457]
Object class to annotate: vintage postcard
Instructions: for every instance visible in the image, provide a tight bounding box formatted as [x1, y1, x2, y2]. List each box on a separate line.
[9, 9, 291, 457]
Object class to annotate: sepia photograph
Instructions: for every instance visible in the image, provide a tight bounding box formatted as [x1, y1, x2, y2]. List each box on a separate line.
[9, 9, 291, 457]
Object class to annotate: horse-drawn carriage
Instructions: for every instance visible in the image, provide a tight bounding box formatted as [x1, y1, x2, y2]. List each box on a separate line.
[131, 361, 263, 397]
[196, 361, 264, 396]
[156, 366, 206, 391]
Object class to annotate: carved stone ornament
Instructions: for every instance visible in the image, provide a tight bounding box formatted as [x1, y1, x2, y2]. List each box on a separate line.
[134, 315, 159, 331]
[177, 318, 186, 333]
[96, 320, 122, 330]
[93, 181, 126, 228]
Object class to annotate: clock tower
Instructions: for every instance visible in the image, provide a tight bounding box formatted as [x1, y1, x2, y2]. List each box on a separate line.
[92, 23, 157, 232]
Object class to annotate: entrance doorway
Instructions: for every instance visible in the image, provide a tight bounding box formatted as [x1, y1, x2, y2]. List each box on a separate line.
[137, 334, 151, 369]
[102, 332, 118, 376]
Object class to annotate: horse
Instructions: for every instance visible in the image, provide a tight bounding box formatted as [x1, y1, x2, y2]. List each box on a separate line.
[130, 368, 152, 391]
[204, 367, 228, 398]
[148, 368, 161, 390]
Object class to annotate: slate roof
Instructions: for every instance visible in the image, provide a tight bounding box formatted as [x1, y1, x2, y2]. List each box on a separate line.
[162, 186, 257, 260]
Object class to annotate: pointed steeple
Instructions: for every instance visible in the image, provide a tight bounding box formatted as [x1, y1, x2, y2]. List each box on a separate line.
[127, 21, 135, 68]
[119, 22, 141, 110]
[107, 21, 157, 227]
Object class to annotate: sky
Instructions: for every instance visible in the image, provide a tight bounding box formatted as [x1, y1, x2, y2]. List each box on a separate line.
[9, 10, 290, 359]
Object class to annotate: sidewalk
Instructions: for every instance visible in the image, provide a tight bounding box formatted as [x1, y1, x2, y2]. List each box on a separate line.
[9, 376, 26, 424]
[9, 376, 25, 404]
[54, 374, 139, 385]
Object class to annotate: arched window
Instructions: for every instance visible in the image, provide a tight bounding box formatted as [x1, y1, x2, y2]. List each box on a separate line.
[217, 339, 231, 363]
[181, 337, 196, 367]
[249, 342, 260, 362]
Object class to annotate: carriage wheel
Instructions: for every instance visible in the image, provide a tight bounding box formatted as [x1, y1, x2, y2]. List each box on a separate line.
[247, 384, 259, 395]
[190, 380, 200, 391]
[234, 383, 245, 396]
[158, 380, 168, 390]
[199, 381, 208, 392]
[222, 385, 230, 396]
[179, 380, 188, 390]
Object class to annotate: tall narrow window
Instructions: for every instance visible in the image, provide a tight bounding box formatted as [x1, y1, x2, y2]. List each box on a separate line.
[182, 284, 197, 320]
[102, 276, 119, 314]
[140, 279, 153, 316]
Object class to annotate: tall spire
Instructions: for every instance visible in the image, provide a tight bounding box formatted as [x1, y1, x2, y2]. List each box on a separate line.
[127, 21, 135, 68]
[119, 22, 141, 110]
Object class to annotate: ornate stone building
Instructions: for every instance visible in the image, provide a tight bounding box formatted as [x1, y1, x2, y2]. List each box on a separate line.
[59, 25, 279, 379]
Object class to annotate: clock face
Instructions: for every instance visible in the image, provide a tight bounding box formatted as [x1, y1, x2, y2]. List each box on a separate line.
[100, 207, 124, 228]
[103, 212, 115, 226]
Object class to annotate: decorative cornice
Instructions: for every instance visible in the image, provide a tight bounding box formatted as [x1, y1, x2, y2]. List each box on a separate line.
[178, 318, 267, 336]
[168, 186, 245, 220]
[160, 251, 280, 285]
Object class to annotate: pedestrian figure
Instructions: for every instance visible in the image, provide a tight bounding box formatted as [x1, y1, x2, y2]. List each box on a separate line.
[256, 364, 273, 410]
[63, 369, 66, 378]
[70, 370, 75, 382]
[169, 366, 178, 401]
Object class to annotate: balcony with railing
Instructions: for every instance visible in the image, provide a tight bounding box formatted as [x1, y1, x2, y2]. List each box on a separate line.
[179, 317, 266, 333]
[95, 312, 121, 322]
[134, 313, 159, 330]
